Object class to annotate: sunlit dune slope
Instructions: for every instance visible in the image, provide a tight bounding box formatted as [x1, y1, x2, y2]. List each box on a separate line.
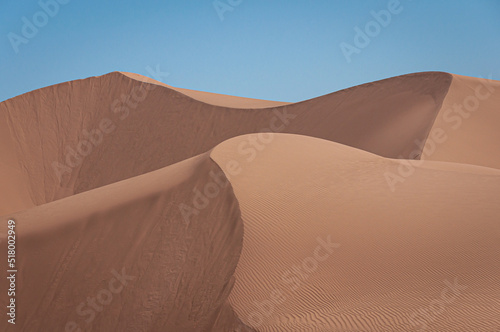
[0, 71, 453, 215]
[423, 74, 500, 169]
[119, 71, 291, 109]
[211, 133, 500, 332]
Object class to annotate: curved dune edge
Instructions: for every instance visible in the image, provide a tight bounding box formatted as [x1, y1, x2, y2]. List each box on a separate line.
[424, 74, 500, 169]
[0, 153, 253, 331]
[0, 71, 453, 215]
[119, 72, 291, 109]
[1, 69, 498, 331]
[210, 133, 500, 331]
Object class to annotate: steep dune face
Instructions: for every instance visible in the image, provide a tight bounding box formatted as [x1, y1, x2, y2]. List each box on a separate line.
[0, 117, 33, 214]
[0, 71, 499, 332]
[423, 74, 500, 169]
[0, 71, 452, 215]
[211, 133, 500, 331]
[0, 153, 251, 331]
[282, 72, 452, 160]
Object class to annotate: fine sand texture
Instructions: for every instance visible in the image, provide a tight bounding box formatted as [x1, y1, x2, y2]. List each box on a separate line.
[211, 133, 500, 331]
[422, 74, 500, 169]
[0, 153, 253, 331]
[0, 71, 452, 215]
[1, 72, 499, 331]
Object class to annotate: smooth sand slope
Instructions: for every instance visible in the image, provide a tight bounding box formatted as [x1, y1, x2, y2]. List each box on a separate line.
[120, 72, 291, 109]
[0, 71, 452, 215]
[211, 133, 500, 331]
[1, 72, 499, 331]
[423, 74, 500, 169]
[0, 153, 253, 331]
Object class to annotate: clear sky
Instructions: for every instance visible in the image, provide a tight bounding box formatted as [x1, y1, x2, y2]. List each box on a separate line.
[1, 0, 499, 103]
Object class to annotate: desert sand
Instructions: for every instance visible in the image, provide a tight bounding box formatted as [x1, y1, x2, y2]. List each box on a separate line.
[1, 71, 499, 331]
[212, 134, 500, 331]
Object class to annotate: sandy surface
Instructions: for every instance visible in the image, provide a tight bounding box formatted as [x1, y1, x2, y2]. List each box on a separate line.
[211, 134, 500, 331]
[423, 74, 500, 169]
[0, 71, 451, 215]
[120, 72, 291, 109]
[0, 153, 250, 331]
[1, 71, 499, 331]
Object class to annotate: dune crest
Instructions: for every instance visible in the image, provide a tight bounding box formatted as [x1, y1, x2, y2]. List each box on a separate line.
[423, 74, 500, 169]
[119, 71, 291, 109]
[0, 71, 454, 215]
[211, 133, 500, 331]
[0, 153, 252, 331]
[1, 71, 499, 331]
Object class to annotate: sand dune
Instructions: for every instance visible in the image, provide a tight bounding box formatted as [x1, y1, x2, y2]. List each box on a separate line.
[120, 72, 291, 109]
[211, 133, 500, 331]
[1, 153, 252, 331]
[423, 74, 500, 169]
[1, 71, 499, 331]
[0, 71, 453, 215]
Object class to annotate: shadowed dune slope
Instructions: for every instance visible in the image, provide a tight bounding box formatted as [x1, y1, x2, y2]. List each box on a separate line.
[0, 153, 253, 332]
[211, 133, 500, 332]
[0, 71, 452, 215]
[424, 74, 500, 169]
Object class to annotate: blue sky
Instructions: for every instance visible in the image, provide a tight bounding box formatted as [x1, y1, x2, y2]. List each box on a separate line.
[1, 0, 499, 103]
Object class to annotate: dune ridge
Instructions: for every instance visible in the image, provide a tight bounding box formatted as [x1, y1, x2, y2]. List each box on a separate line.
[211, 133, 500, 331]
[1, 71, 499, 331]
[1, 71, 454, 215]
[119, 71, 291, 109]
[0, 153, 253, 331]
[423, 74, 500, 169]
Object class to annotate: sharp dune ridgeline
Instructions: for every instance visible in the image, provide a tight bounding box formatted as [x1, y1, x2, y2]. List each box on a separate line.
[1, 71, 499, 331]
